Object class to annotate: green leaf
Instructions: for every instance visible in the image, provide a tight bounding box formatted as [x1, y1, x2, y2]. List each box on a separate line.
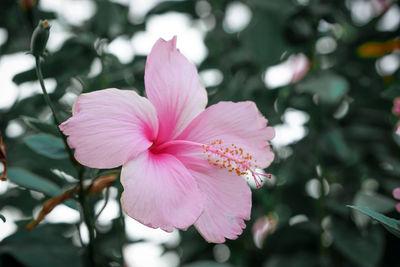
[0, 224, 83, 267]
[348, 205, 400, 238]
[296, 72, 349, 103]
[0, 214, 5, 223]
[352, 191, 396, 228]
[332, 218, 384, 266]
[7, 168, 61, 197]
[24, 134, 68, 160]
[241, 9, 290, 67]
[22, 116, 60, 137]
[380, 85, 400, 100]
[8, 143, 77, 179]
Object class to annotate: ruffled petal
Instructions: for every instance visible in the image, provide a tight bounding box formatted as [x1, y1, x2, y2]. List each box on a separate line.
[60, 89, 158, 169]
[190, 167, 252, 243]
[120, 151, 205, 232]
[177, 101, 275, 169]
[145, 36, 208, 143]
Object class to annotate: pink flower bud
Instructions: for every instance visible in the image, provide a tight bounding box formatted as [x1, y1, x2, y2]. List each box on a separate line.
[252, 215, 277, 249]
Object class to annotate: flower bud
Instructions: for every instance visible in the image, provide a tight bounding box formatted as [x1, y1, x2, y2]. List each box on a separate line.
[30, 20, 51, 57]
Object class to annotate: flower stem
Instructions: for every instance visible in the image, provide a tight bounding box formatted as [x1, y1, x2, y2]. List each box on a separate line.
[34, 56, 76, 163]
[35, 56, 97, 266]
[78, 167, 96, 266]
[95, 187, 110, 221]
[118, 188, 126, 264]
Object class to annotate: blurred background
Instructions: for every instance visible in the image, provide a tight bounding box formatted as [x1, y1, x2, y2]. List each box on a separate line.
[1, 0, 400, 266]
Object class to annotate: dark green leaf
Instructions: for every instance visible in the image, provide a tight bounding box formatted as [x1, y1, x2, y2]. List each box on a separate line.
[24, 134, 68, 160]
[380, 85, 400, 100]
[352, 192, 396, 227]
[348, 205, 400, 238]
[7, 168, 61, 197]
[0, 224, 83, 267]
[296, 72, 349, 103]
[22, 116, 60, 137]
[332, 219, 384, 266]
[241, 9, 289, 67]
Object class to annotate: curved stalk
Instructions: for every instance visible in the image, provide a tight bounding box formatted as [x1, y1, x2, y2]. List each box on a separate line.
[35, 56, 97, 266]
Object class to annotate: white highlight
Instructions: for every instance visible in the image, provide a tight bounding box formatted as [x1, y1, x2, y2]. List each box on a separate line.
[39, 0, 96, 26]
[271, 108, 309, 147]
[0, 53, 35, 109]
[124, 243, 180, 267]
[223, 2, 252, 33]
[108, 36, 135, 63]
[45, 204, 80, 223]
[131, 13, 207, 64]
[376, 53, 400, 76]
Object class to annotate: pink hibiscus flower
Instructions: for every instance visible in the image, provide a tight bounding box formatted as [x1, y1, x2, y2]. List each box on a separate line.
[60, 37, 275, 243]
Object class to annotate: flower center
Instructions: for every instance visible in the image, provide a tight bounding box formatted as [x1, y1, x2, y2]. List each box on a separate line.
[202, 139, 271, 188]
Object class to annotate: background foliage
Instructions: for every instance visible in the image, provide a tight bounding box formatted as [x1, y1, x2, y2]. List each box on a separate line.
[1, 0, 400, 266]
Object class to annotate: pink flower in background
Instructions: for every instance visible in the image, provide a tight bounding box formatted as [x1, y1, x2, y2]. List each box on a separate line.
[289, 54, 310, 83]
[392, 97, 400, 116]
[60, 37, 274, 243]
[252, 215, 277, 249]
[393, 188, 400, 212]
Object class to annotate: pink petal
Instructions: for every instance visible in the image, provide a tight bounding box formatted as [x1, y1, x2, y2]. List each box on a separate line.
[393, 187, 400, 200]
[252, 215, 277, 249]
[396, 125, 400, 136]
[177, 101, 275, 169]
[190, 166, 252, 243]
[120, 151, 205, 232]
[145, 36, 208, 143]
[290, 54, 310, 83]
[60, 89, 158, 169]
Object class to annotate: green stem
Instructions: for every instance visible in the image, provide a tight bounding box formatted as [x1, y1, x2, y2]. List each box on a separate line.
[35, 56, 76, 163]
[95, 187, 110, 221]
[118, 189, 126, 264]
[35, 57, 60, 124]
[35, 56, 97, 266]
[78, 168, 96, 267]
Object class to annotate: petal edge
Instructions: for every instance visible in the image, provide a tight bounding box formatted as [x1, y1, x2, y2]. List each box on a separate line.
[60, 88, 158, 169]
